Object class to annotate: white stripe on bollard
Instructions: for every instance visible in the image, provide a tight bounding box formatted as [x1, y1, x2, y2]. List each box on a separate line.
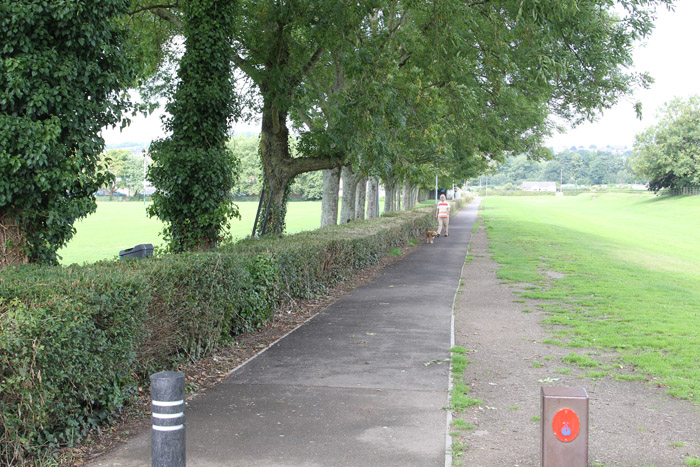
[152, 424, 184, 432]
[152, 400, 184, 407]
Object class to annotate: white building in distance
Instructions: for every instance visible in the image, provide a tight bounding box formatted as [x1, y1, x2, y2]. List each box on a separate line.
[522, 181, 557, 192]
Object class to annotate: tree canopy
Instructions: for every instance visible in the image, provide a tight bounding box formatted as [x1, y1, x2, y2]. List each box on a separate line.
[100, 149, 145, 199]
[0, 0, 136, 265]
[0, 0, 676, 264]
[129, 0, 673, 238]
[482, 149, 638, 188]
[631, 96, 700, 192]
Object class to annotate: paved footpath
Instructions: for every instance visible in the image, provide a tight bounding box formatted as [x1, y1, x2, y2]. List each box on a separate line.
[91, 200, 480, 467]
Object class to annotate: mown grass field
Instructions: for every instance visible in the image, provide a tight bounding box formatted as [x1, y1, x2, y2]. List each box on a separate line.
[59, 198, 390, 265]
[58, 200, 326, 265]
[481, 193, 700, 404]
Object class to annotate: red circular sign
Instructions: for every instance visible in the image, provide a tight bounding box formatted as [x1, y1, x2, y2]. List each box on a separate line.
[552, 408, 580, 443]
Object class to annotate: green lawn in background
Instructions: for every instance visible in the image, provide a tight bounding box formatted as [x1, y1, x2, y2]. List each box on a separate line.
[59, 198, 387, 265]
[59, 200, 324, 265]
[481, 193, 700, 403]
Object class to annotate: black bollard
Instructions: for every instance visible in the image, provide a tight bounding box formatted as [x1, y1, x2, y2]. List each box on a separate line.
[151, 371, 186, 467]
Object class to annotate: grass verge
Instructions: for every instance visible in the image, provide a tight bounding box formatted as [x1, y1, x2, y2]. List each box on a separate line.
[482, 193, 700, 403]
[448, 346, 481, 465]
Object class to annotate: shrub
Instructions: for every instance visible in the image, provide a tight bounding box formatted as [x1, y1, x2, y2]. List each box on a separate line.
[0, 264, 147, 462]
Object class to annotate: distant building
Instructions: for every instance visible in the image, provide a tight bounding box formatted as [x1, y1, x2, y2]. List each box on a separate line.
[522, 181, 557, 192]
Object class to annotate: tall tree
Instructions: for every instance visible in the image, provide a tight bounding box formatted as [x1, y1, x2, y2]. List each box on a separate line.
[366, 178, 380, 219]
[339, 166, 360, 224]
[0, 0, 136, 266]
[147, 0, 239, 252]
[232, 0, 378, 235]
[631, 96, 700, 192]
[355, 177, 367, 220]
[320, 168, 341, 227]
[389, 0, 672, 192]
[128, 0, 672, 236]
[100, 149, 145, 199]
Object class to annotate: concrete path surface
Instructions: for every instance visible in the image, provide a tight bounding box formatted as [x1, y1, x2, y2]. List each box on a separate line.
[90, 200, 479, 467]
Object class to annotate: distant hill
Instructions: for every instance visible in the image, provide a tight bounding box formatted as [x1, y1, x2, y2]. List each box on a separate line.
[231, 130, 259, 137]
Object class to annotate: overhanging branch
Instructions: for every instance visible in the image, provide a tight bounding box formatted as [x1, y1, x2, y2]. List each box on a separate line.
[232, 54, 261, 86]
[131, 4, 184, 29]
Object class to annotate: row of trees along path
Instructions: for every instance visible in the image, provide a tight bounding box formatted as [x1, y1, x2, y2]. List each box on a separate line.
[0, 0, 674, 265]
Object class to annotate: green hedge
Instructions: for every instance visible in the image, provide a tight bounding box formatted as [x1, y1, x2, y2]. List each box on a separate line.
[0, 264, 148, 462]
[0, 200, 466, 463]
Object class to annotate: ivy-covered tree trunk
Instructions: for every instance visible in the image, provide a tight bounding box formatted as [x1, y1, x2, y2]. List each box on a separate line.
[0, 0, 134, 265]
[355, 177, 367, 220]
[147, 0, 238, 252]
[321, 167, 340, 227]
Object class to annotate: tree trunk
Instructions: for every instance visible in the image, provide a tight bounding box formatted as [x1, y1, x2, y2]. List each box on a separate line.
[256, 95, 344, 235]
[320, 167, 340, 227]
[366, 177, 379, 219]
[256, 174, 292, 236]
[256, 99, 295, 235]
[395, 184, 402, 211]
[339, 166, 358, 224]
[403, 183, 418, 209]
[0, 214, 28, 268]
[383, 178, 395, 213]
[355, 177, 367, 220]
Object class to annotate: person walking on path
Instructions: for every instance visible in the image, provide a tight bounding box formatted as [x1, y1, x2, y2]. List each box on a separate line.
[436, 194, 450, 237]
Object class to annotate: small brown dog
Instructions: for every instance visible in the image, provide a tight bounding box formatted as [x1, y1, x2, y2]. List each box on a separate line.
[426, 230, 438, 244]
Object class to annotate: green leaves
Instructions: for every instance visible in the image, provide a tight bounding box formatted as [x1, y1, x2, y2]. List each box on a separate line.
[631, 96, 700, 191]
[147, 0, 239, 253]
[0, 265, 147, 461]
[0, 0, 136, 265]
[100, 149, 143, 199]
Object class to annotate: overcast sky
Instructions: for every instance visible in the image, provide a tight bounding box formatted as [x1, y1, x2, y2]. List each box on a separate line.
[103, 0, 699, 151]
[546, 0, 700, 150]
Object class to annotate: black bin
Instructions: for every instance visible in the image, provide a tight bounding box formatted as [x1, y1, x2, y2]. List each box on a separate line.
[119, 243, 154, 260]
